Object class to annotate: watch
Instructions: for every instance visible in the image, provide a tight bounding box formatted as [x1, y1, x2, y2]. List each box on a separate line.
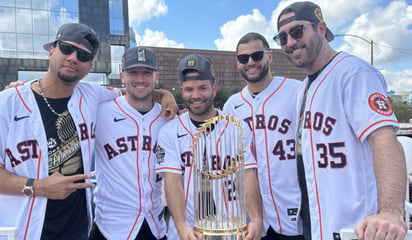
[22, 178, 34, 197]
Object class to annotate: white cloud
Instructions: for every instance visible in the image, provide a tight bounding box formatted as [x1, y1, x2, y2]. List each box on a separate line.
[381, 68, 412, 92]
[333, 1, 412, 92]
[213, 0, 412, 92]
[128, 0, 183, 49]
[135, 29, 184, 48]
[214, 9, 275, 51]
[128, 0, 168, 26]
[213, 0, 378, 51]
[337, 1, 412, 65]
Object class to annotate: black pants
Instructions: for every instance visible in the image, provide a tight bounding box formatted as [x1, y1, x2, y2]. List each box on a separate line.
[297, 154, 311, 240]
[89, 220, 167, 240]
[261, 226, 305, 240]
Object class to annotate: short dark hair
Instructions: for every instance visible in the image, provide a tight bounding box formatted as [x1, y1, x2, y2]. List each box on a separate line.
[236, 32, 270, 53]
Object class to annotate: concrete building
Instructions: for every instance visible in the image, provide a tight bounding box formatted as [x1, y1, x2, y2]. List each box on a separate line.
[150, 46, 305, 91]
[0, 0, 305, 90]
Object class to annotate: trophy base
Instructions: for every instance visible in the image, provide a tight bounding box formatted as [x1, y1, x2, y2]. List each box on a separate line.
[199, 234, 243, 240]
[194, 217, 247, 240]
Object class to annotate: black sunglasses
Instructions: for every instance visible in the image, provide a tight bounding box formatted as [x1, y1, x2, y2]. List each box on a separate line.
[57, 41, 93, 62]
[236, 51, 268, 64]
[273, 23, 316, 46]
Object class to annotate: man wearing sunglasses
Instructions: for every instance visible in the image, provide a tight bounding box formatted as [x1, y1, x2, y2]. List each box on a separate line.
[276, 1, 407, 240]
[0, 23, 177, 240]
[223, 32, 304, 240]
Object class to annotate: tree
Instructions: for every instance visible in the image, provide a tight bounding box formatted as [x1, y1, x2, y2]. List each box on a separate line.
[214, 86, 243, 109]
[170, 89, 184, 110]
[389, 97, 412, 123]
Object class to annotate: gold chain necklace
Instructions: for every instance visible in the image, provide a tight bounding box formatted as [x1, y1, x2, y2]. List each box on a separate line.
[37, 79, 68, 117]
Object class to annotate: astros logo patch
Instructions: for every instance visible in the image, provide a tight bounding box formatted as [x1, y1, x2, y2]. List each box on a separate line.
[368, 93, 393, 116]
[155, 144, 165, 163]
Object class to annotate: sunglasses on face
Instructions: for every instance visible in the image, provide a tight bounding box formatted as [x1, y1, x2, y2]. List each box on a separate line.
[57, 41, 93, 62]
[236, 51, 268, 64]
[273, 23, 316, 46]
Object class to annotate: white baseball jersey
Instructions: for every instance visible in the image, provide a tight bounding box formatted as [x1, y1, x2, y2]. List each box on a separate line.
[0, 80, 121, 240]
[155, 111, 257, 239]
[93, 96, 168, 239]
[224, 77, 303, 236]
[298, 52, 399, 240]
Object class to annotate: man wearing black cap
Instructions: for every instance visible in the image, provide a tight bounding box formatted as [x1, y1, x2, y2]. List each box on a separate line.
[0, 23, 176, 240]
[90, 46, 168, 240]
[155, 54, 262, 240]
[276, 1, 407, 240]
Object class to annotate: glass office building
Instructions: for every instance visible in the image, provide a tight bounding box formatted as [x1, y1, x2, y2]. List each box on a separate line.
[0, 0, 129, 89]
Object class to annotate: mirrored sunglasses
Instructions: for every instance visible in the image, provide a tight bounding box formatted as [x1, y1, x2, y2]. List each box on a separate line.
[58, 41, 93, 62]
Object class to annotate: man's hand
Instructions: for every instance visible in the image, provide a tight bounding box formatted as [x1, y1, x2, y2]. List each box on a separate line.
[33, 172, 95, 199]
[159, 89, 178, 119]
[4, 80, 27, 89]
[355, 212, 407, 240]
[177, 225, 201, 240]
[242, 218, 262, 240]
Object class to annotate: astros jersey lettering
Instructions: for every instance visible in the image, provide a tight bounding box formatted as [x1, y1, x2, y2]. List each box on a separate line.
[93, 96, 167, 239]
[297, 52, 399, 239]
[155, 111, 257, 239]
[223, 77, 303, 236]
[0, 80, 121, 240]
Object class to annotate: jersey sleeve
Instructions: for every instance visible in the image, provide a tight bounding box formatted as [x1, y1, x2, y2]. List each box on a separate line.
[342, 64, 398, 142]
[222, 94, 237, 115]
[155, 122, 184, 175]
[96, 85, 122, 103]
[81, 82, 122, 104]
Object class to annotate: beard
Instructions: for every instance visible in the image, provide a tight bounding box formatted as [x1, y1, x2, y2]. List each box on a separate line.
[185, 96, 214, 117]
[240, 60, 270, 83]
[57, 71, 81, 83]
[284, 33, 323, 69]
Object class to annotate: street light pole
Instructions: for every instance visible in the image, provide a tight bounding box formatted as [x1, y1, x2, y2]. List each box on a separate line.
[334, 34, 374, 65]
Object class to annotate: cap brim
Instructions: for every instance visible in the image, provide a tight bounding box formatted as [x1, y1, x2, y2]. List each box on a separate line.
[43, 42, 54, 51]
[326, 28, 334, 42]
[123, 63, 157, 71]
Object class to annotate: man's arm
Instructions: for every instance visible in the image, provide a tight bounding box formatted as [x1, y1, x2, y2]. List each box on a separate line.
[243, 168, 263, 240]
[152, 89, 178, 120]
[0, 168, 27, 195]
[0, 168, 94, 199]
[3, 82, 178, 120]
[164, 172, 200, 240]
[355, 126, 407, 240]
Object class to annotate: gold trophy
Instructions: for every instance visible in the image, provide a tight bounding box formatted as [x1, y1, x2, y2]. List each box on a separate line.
[192, 114, 247, 240]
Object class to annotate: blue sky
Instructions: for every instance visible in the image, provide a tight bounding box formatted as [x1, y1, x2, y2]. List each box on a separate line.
[128, 0, 412, 93]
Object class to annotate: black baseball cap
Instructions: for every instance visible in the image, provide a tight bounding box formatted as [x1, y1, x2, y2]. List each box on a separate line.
[178, 54, 214, 82]
[43, 23, 100, 57]
[277, 1, 334, 42]
[122, 46, 157, 71]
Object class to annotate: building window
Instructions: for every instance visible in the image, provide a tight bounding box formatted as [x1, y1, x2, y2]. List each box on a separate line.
[109, 45, 125, 79]
[0, 0, 79, 59]
[109, 0, 124, 35]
